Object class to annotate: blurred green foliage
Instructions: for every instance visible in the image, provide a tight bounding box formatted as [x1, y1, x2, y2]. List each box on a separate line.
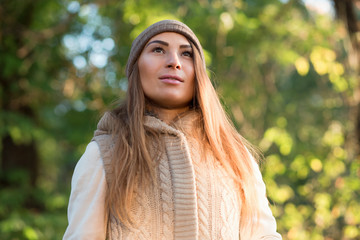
[0, 0, 359, 239]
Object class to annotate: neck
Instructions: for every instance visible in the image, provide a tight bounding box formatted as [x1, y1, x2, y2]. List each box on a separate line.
[147, 105, 190, 124]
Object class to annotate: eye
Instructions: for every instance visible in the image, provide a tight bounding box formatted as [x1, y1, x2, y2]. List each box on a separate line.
[152, 47, 164, 54]
[182, 51, 193, 58]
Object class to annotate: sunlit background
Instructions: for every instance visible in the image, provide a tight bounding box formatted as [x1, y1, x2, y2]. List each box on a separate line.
[1, 0, 359, 239]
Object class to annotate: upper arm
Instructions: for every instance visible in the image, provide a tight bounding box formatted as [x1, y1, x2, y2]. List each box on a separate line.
[63, 141, 108, 240]
[240, 155, 282, 240]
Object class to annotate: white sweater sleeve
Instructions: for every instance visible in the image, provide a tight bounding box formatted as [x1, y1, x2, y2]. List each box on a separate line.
[63, 141, 107, 240]
[240, 157, 282, 240]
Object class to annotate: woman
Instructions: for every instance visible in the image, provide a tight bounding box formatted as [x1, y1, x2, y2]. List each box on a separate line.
[64, 20, 282, 239]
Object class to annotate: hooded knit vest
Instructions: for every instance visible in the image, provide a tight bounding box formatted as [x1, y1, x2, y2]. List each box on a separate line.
[92, 111, 241, 239]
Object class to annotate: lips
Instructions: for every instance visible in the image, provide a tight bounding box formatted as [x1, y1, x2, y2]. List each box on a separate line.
[159, 75, 184, 83]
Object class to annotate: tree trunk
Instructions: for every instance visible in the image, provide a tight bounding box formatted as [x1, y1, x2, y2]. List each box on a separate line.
[333, 0, 360, 155]
[0, 1, 39, 187]
[1, 136, 39, 186]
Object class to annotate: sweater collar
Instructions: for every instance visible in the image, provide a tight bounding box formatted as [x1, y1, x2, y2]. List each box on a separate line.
[144, 109, 201, 136]
[94, 109, 201, 138]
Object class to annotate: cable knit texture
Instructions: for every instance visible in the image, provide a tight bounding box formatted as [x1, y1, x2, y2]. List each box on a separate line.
[89, 110, 282, 240]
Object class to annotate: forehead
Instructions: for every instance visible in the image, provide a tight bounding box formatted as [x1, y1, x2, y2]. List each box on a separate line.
[147, 32, 190, 45]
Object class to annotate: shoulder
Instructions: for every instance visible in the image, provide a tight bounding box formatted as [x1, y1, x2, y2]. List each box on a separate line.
[72, 142, 104, 184]
[76, 141, 101, 167]
[92, 134, 115, 165]
[84, 141, 101, 157]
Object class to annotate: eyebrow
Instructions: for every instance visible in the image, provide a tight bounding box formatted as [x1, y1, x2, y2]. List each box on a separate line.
[146, 40, 192, 49]
[180, 44, 192, 49]
[146, 40, 168, 47]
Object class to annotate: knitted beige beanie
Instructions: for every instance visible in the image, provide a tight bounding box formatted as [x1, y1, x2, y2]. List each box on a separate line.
[125, 19, 205, 78]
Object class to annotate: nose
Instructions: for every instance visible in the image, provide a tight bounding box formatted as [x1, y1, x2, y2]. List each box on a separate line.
[166, 52, 181, 70]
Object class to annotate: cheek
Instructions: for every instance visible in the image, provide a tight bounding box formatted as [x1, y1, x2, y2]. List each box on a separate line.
[187, 60, 195, 81]
[140, 76, 152, 99]
[138, 58, 153, 93]
[187, 65, 195, 91]
[138, 58, 150, 79]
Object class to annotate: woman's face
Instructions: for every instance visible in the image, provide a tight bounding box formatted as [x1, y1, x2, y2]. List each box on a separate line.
[138, 32, 195, 109]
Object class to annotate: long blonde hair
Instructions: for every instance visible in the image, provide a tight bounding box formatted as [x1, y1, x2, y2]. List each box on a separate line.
[107, 40, 260, 229]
